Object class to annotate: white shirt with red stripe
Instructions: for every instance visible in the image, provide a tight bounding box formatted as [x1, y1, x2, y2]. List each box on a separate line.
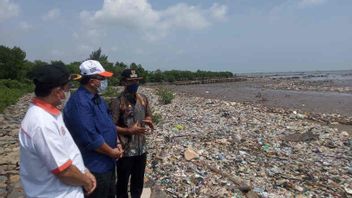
[19, 98, 85, 198]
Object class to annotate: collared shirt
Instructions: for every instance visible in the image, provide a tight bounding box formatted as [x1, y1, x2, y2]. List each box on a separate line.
[63, 86, 117, 173]
[110, 92, 152, 157]
[19, 98, 85, 198]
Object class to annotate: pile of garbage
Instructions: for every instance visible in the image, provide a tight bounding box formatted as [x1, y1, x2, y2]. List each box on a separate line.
[262, 80, 352, 94]
[141, 88, 352, 197]
[265, 107, 352, 126]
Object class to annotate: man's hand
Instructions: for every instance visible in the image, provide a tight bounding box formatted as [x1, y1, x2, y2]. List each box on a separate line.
[82, 175, 94, 195]
[128, 121, 147, 135]
[117, 144, 124, 158]
[56, 164, 95, 194]
[143, 119, 154, 131]
[83, 170, 96, 195]
[110, 147, 124, 159]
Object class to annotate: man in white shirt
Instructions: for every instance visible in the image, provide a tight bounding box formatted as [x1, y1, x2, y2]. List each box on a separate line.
[19, 63, 96, 198]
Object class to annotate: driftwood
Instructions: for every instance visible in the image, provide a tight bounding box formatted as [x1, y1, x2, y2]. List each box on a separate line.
[191, 160, 260, 198]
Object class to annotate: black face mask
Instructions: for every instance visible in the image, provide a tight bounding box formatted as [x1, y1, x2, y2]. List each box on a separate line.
[126, 83, 139, 93]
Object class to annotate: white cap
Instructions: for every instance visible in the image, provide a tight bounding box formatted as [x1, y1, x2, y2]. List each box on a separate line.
[79, 60, 113, 77]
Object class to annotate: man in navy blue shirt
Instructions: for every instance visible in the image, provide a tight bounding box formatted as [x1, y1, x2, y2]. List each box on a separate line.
[64, 60, 123, 198]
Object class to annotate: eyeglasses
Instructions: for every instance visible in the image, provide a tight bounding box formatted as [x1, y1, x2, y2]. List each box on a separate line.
[91, 75, 106, 81]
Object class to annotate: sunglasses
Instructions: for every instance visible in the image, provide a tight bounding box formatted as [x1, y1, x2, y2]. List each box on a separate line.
[91, 75, 106, 81]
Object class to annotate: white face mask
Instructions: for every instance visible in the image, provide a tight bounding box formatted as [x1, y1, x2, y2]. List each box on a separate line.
[97, 79, 108, 93]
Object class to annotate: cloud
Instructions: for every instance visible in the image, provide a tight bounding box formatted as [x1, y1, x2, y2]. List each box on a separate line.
[0, 0, 19, 22]
[50, 49, 64, 57]
[209, 3, 227, 21]
[42, 8, 60, 21]
[19, 21, 32, 31]
[269, 0, 327, 19]
[298, 0, 327, 7]
[79, 0, 227, 41]
[77, 44, 94, 53]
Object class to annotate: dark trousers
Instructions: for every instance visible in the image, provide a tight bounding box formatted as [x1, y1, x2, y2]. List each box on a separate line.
[86, 170, 116, 198]
[116, 153, 147, 198]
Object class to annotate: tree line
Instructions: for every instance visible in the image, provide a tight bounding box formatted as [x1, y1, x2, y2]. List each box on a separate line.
[0, 45, 234, 86]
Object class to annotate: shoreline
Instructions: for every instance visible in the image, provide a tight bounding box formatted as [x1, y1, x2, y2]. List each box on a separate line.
[164, 79, 352, 120]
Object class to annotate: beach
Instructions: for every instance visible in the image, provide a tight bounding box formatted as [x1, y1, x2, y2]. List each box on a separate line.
[167, 71, 352, 117]
[144, 71, 352, 197]
[142, 79, 352, 197]
[0, 72, 351, 197]
[167, 71, 352, 134]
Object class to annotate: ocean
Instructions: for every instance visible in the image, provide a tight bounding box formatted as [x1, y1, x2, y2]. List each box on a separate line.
[241, 70, 352, 81]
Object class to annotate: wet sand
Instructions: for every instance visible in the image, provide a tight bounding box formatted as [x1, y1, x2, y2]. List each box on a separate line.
[166, 80, 352, 117]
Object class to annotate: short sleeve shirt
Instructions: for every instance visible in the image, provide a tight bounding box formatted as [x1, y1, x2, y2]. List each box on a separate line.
[19, 98, 85, 198]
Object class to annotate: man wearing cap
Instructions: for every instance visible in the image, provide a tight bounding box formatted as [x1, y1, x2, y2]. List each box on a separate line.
[63, 60, 123, 198]
[110, 69, 154, 198]
[19, 64, 96, 198]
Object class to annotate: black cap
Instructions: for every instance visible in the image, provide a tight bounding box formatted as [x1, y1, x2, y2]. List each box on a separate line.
[120, 69, 143, 81]
[33, 64, 71, 88]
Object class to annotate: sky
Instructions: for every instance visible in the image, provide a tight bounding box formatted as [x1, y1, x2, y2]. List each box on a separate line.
[0, 0, 351, 73]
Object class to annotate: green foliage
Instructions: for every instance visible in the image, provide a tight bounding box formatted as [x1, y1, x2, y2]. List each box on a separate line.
[0, 45, 235, 85]
[25, 60, 48, 79]
[101, 86, 119, 98]
[152, 111, 162, 125]
[0, 45, 26, 80]
[66, 61, 81, 74]
[101, 87, 121, 107]
[130, 63, 147, 84]
[89, 47, 110, 67]
[0, 44, 236, 111]
[0, 80, 33, 112]
[156, 87, 175, 105]
[147, 69, 234, 83]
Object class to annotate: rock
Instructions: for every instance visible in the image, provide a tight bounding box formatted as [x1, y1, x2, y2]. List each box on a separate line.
[282, 130, 319, 142]
[0, 188, 7, 197]
[266, 166, 282, 177]
[347, 166, 352, 175]
[344, 186, 352, 195]
[0, 175, 6, 188]
[184, 148, 198, 161]
[340, 131, 349, 139]
[7, 187, 24, 198]
[239, 183, 252, 193]
[0, 151, 19, 165]
[246, 190, 260, 198]
[150, 185, 169, 198]
[9, 175, 19, 183]
[295, 185, 304, 192]
[0, 166, 6, 175]
[296, 194, 308, 198]
[141, 188, 151, 198]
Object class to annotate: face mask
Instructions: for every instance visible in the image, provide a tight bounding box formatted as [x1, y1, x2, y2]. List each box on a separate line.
[126, 83, 139, 94]
[97, 79, 108, 93]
